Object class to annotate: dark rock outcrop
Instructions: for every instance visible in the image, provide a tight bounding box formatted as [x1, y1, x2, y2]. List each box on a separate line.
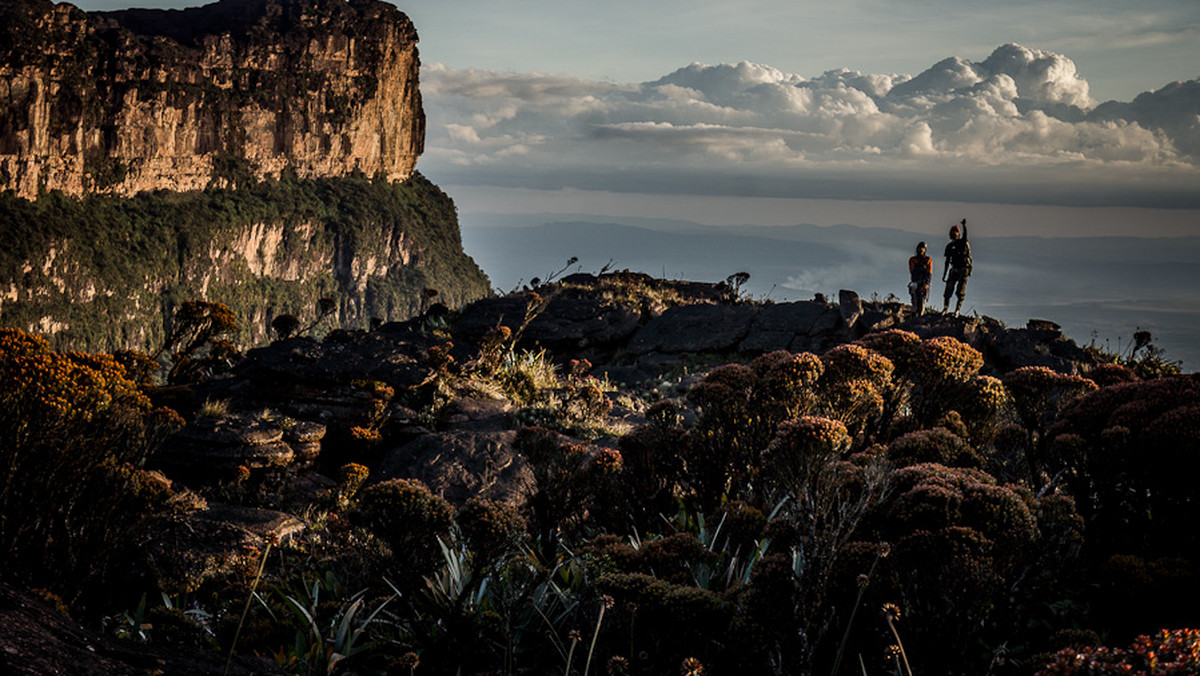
[628, 303, 760, 355]
[155, 414, 301, 478]
[0, 581, 283, 675]
[139, 503, 304, 595]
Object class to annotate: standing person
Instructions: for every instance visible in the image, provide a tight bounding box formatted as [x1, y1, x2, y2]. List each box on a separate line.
[942, 218, 971, 314]
[908, 241, 932, 316]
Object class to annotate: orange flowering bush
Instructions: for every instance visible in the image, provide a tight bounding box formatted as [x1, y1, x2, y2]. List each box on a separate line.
[1036, 628, 1200, 675]
[856, 329, 921, 375]
[762, 416, 851, 492]
[886, 427, 983, 469]
[1084, 363, 1138, 388]
[751, 350, 824, 421]
[818, 344, 894, 437]
[955, 374, 1011, 441]
[1005, 367, 1098, 436]
[911, 336, 984, 383]
[0, 328, 182, 600]
[903, 336, 987, 427]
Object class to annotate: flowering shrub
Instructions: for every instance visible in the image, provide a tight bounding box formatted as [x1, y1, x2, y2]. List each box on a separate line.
[762, 416, 851, 492]
[597, 572, 732, 667]
[1085, 363, 1139, 387]
[586, 532, 715, 585]
[856, 329, 921, 375]
[818, 344, 894, 435]
[710, 500, 767, 551]
[333, 462, 369, 508]
[618, 403, 689, 529]
[911, 336, 984, 384]
[821, 344, 894, 391]
[1036, 628, 1200, 675]
[751, 350, 823, 421]
[887, 427, 983, 469]
[1005, 367, 1098, 436]
[516, 426, 608, 549]
[885, 463, 1037, 549]
[955, 375, 1012, 441]
[1049, 375, 1200, 566]
[901, 336, 987, 427]
[0, 328, 182, 601]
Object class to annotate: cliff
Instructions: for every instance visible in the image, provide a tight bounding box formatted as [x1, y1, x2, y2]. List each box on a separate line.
[0, 173, 491, 350]
[0, 0, 491, 351]
[0, 0, 423, 197]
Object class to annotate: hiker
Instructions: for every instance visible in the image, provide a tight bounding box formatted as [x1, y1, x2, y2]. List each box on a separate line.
[908, 241, 932, 316]
[942, 218, 971, 314]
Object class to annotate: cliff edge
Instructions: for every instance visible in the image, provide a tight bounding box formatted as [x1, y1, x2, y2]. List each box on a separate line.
[0, 0, 423, 198]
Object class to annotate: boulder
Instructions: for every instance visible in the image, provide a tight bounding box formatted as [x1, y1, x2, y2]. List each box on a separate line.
[283, 421, 327, 464]
[155, 414, 296, 480]
[375, 429, 531, 506]
[628, 304, 760, 355]
[739, 301, 845, 354]
[139, 504, 304, 595]
[839, 289, 863, 328]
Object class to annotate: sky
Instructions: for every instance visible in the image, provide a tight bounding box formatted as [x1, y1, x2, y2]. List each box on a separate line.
[70, 0, 1200, 236]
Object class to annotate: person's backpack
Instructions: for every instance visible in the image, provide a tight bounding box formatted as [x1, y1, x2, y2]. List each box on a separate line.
[949, 241, 972, 274]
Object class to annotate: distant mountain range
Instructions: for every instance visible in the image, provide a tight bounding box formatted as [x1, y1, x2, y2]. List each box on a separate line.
[460, 213, 1200, 370]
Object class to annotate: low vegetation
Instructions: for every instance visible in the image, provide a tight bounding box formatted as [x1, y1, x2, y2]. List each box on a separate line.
[1, 295, 1197, 674]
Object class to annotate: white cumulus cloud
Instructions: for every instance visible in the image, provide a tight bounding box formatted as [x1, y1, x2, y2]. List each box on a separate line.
[419, 45, 1200, 207]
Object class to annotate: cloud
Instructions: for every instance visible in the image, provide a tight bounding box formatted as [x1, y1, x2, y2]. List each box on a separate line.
[419, 45, 1200, 207]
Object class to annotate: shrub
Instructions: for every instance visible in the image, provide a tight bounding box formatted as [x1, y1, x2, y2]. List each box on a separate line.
[1035, 628, 1200, 675]
[818, 344, 894, 437]
[0, 328, 182, 602]
[1049, 375, 1200, 561]
[270, 313, 301, 340]
[158, 300, 240, 384]
[762, 416, 851, 493]
[456, 497, 525, 563]
[751, 350, 823, 421]
[887, 427, 983, 469]
[1005, 367, 1098, 438]
[598, 572, 732, 665]
[515, 427, 602, 551]
[353, 478, 454, 578]
[1084, 363, 1138, 388]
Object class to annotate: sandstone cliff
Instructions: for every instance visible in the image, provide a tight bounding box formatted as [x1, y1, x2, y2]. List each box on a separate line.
[0, 0, 491, 351]
[0, 0, 423, 198]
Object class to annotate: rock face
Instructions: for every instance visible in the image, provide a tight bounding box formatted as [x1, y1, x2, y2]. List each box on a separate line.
[0, 0, 491, 352]
[0, 173, 492, 350]
[0, 0, 423, 198]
